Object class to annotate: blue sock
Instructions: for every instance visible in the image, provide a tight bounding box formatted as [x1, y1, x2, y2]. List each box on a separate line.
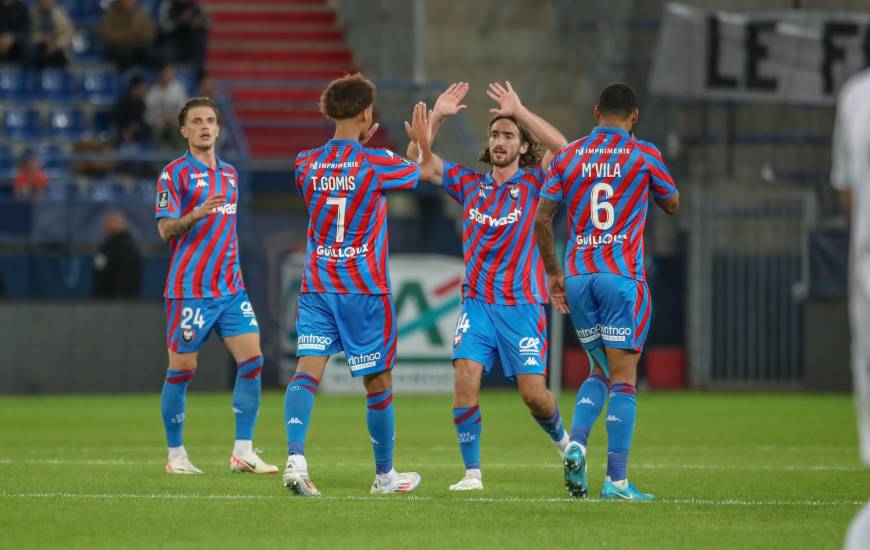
[606, 383, 637, 482]
[366, 389, 395, 475]
[160, 368, 195, 448]
[284, 371, 319, 456]
[453, 405, 482, 470]
[232, 355, 263, 441]
[533, 404, 566, 442]
[570, 373, 609, 445]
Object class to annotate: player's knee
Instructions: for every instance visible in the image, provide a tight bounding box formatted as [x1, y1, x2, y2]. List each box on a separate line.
[363, 369, 392, 393]
[519, 385, 549, 411]
[169, 354, 197, 372]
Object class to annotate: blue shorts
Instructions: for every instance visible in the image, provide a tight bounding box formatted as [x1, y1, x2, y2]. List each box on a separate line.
[165, 291, 260, 353]
[566, 273, 651, 352]
[451, 297, 548, 380]
[295, 292, 397, 377]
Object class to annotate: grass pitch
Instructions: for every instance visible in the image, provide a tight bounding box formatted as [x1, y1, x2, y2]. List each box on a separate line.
[0, 390, 866, 549]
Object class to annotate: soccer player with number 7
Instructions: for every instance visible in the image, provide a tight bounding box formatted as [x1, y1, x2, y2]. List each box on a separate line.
[154, 97, 277, 475]
[534, 83, 679, 500]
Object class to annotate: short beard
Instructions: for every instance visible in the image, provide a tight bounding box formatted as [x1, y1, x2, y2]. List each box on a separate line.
[490, 151, 519, 168]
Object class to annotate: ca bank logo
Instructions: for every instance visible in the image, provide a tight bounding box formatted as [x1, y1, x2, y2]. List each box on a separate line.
[518, 337, 541, 356]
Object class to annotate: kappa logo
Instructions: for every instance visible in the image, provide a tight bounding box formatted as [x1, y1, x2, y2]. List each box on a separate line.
[478, 189, 487, 198]
[232, 407, 242, 415]
[606, 414, 622, 423]
[195, 180, 208, 188]
[287, 417, 303, 425]
[509, 185, 520, 200]
[518, 337, 541, 356]
[577, 397, 595, 406]
[182, 328, 195, 343]
[160, 171, 171, 182]
[157, 191, 169, 209]
[523, 357, 539, 367]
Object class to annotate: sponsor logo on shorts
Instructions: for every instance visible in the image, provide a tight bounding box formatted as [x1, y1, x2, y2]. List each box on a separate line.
[523, 357, 540, 367]
[240, 301, 256, 318]
[576, 324, 632, 343]
[518, 337, 541, 356]
[348, 351, 382, 372]
[157, 191, 169, 209]
[297, 334, 333, 351]
[453, 333, 462, 348]
[182, 328, 195, 343]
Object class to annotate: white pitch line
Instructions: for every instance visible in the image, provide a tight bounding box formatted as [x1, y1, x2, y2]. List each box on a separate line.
[0, 458, 861, 472]
[0, 492, 863, 507]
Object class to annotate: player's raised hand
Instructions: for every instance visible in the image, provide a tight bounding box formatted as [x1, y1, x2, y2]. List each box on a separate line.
[548, 271, 569, 314]
[433, 82, 469, 118]
[193, 194, 226, 220]
[487, 81, 523, 117]
[361, 122, 380, 145]
[404, 102, 430, 150]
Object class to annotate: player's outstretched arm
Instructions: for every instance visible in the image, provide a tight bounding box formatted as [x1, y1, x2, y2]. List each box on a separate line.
[406, 82, 468, 175]
[534, 197, 569, 314]
[158, 194, 225, 242]
[486, 81, 567, 168]
[405, 101, 442, 184]
[655, 192, 680, 215]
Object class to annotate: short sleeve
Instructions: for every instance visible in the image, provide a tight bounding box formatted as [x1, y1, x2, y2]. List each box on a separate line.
[365, 148, 419, 191]
[441, 160, 481, 204]
[155, 166, 182, 219]
[831, 95, 853, 191]
[540, 150, 567, 203]
[638, 142, 678, 200]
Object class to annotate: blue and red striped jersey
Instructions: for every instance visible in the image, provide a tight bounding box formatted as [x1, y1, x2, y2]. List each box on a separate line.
[441, 160, 549, 305]
[155, 151, 245, 299]
[541, 127, 677, 281]
[295, 140, 419, 295]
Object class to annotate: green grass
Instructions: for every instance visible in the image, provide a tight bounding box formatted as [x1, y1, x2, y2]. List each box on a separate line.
[0, 391, 867, 549]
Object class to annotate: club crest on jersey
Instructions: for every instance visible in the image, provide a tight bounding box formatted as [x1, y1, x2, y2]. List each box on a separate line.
[228, 176, 236, 189]
[509, 185, 520, 200]
[157, 191, 169, 209]
[182, 329, 195, 343]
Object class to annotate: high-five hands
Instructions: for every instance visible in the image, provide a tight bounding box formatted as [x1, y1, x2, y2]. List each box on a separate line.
[487, 81, 523, 117]
[404, 102, 431, 151]
[433, 82, 469, 118]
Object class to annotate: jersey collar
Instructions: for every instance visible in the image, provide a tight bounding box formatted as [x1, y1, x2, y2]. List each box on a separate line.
[484, 167, 526, 187]
[591, 126, 631, 139]
[185, 150, 227, 173]
[326, 139, 361, 147]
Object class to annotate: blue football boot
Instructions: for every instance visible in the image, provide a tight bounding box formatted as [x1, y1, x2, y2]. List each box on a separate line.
[599, 477, 654, 501]
[563, 441, 589, 498]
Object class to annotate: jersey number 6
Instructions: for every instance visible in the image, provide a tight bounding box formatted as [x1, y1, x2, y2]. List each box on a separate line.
[590, 182, 615, 230]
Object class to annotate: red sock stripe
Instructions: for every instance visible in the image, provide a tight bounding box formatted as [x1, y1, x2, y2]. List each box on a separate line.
[238, 355, 262, 369]
[240, 366, 263, 379]
[366, 389, 390, 399]
[166, 370, 196, 384]
[367, 394, 393, 410]
[292, 372, 320, 387]
[590, 373, 611, 387]
[612, 384, 636, 396]
[453, 405, 480, 425]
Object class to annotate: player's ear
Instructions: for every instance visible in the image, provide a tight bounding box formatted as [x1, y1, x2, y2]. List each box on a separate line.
[630, 108, 639, 125]
[594, 105, 601, 120]
[180, 124, 189, 139]
[520, 141, 529, 154]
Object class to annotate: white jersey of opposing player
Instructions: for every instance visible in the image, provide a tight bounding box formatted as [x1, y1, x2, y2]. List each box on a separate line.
[831, 68, 870, 467]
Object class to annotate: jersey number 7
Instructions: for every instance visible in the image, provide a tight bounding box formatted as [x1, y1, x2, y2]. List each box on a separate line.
[326, 197, 347, 244]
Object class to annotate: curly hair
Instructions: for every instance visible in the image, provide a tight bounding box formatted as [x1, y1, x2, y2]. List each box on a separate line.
[479, 115, 542, 169]
[178, 97, 220, 128]
[320, 73, 375, 120]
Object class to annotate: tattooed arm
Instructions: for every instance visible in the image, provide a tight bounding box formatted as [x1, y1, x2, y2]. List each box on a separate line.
[157, 194, 225, 242]
[534, 196, 568, 313]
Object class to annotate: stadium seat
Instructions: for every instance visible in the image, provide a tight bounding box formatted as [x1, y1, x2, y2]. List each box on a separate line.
[71, 30, 100, 63]
[82, 69, 118, 105]
[3, 108, 42, 140]
[48, 108, 87, 139]
[0, 68, 28, 100]
[93, 110, 113, 138]
[0, 144, 14, 180]
[38, 70, 74, 100]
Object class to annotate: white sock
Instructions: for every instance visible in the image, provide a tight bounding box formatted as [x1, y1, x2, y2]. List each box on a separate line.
[287, 453, 308, 471]
[555, 433, 570, 452]
[168, 446, 187, 460]
[377, 468, 397, 482]
[465, 468, 482, 480]
[233, 440, 252, 456]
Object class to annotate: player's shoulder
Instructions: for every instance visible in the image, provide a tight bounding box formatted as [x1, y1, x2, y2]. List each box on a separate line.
[632, 138, 664, 162]
[158, 154, 189, 182]
[295, 146, 325, 167]
[363, 146, 414, 166]
[839, 68, 870, 105]
[218, 158, 238, 176]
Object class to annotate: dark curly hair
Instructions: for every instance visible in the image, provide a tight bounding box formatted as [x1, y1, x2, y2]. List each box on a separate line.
[479, 115, 542, 169]
[320, 73, 375, 120]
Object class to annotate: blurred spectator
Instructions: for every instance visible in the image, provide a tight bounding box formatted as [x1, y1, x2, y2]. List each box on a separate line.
[93, 210, 141, 298]
[145, 65, 186, 150]
[196, 71, 215, 98]
[100, 0, 158, 70]
[113, 74, 151, 146]
[30, 0, 74, 68]
[13, 151, 47, 199]
[158, 0, 208, 81]
[0, 0, 31, 65]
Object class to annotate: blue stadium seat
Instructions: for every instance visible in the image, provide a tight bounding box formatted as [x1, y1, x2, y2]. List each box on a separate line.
[93, 109, 113, 138]
[71, 30, 100, 63]
[48, 108, 87, 139]
[0, 144, 14, 180]
[0, 68, 28, 100]
[38, 70, 74, 100]
[82, 69, 118, 105]
[37, 144, 68, 171]
[69, 0, 105, 24]
[3, 108, 42, 139]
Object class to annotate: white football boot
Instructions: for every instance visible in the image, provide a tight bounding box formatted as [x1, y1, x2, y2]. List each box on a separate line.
[448, 472, 483, 491]
[230, 449, 279, 474]
[166, 455, 203, 475]
[282, 454, 321, 497]
[370, 469, 422, 494]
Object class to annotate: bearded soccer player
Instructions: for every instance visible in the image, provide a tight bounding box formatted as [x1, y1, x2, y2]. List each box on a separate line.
[408, 82, 569, 491]
[283, 74, 433, 496]
[535, 83, 679, 500]
[155, 97, 277, 475]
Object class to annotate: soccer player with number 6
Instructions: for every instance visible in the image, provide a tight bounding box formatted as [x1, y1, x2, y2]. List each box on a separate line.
[535, 83, 679, 500]
[154, 97, 277, 476]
